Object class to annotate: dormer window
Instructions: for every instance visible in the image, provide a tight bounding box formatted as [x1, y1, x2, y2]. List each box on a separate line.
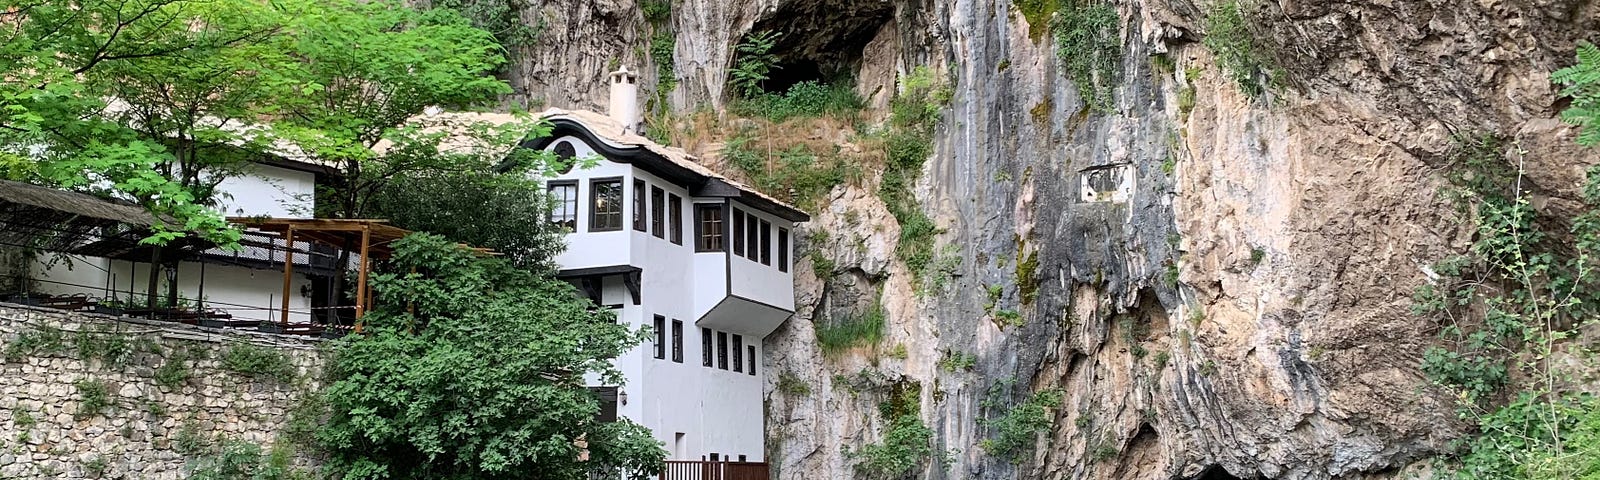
[552, 140, 577, 174]
[590, 178, 623, 232]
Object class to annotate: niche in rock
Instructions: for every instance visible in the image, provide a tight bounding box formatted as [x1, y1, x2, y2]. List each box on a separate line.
[746, 0, 893, 94]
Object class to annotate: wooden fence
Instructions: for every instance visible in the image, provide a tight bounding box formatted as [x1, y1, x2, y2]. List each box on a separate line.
[658, 460, 769, 480]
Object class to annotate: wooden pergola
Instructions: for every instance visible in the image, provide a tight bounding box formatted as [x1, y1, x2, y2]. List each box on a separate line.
[228, 218, 493, 330]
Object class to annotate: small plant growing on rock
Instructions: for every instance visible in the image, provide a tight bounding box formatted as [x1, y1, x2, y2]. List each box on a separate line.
[777, 372, 812, 397]
[939, 350, 978, 372]
[994, 309, 1024, 328]
[81, 455, 107, 478]
[75, 378, 112, 418]
[4, 324, 66, 361]
[980, 388, 1065, 463]
[220, 343, 296, 383]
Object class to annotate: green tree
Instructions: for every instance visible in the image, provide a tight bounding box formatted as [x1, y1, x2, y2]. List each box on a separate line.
[318, 234, 666, 480]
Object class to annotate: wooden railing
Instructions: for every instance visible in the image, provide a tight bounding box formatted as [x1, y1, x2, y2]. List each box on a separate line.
[659, 460, 769, 480]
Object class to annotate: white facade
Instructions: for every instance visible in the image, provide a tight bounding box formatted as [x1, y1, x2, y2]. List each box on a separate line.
[28, 161, 321, 323]
[537, 123, 805, 462]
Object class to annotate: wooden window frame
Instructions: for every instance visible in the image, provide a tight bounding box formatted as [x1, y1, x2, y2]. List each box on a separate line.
[717, 331, 729, 370]
[671, 319, 684, 363]
[632, 179, 647, 232]
[695, 205, 724, 252]
[731, 207, 745, 257]
[651, 186, 666, 238]
[701, 327, 713, 367]
[588, 177, 624, 232]
[778, 228, 790, 272]
[746, 212, 760, 260]
[548, 180, 578, 231]
[668, 194, 683, 245]
[653, 315, 666, 359]
[759, 220, 772, 265]
[732, 334, 743, 372]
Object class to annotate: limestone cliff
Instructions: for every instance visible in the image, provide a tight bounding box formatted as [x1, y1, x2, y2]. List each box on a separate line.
[505, 0, 1598, 478]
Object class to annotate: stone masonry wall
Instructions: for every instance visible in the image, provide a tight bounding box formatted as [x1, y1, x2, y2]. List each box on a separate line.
[0, 303, 326, 479]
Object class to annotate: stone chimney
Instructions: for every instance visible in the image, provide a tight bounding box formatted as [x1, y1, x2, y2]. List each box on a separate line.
[608, 66, 640, 134]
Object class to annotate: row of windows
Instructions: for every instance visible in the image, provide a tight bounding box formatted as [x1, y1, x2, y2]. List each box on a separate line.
[651, 316, 758, 375]
[550, 178, 686, 245]
[695, 206, 790, 272]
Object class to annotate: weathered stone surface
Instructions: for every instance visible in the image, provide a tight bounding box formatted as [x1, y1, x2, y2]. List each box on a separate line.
[0, 305, 325, 479]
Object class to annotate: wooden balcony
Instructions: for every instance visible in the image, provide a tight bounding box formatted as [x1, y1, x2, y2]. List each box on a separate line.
[658, 460, 769, 480]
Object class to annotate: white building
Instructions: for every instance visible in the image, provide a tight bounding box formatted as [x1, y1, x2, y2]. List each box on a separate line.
[525, 68, 809, 463]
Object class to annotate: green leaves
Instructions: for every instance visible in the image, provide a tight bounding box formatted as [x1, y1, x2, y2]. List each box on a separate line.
[1554, 42, 1600, 146]
[318, 234, 665, 480]
[729, 31, 781, 98]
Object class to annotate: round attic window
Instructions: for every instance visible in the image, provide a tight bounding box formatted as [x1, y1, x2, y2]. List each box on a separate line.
[552, 140, 577, 174]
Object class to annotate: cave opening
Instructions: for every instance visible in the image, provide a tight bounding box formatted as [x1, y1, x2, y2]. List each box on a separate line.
[1191, 465, 1247, 480]
[741, 0, 893, 96]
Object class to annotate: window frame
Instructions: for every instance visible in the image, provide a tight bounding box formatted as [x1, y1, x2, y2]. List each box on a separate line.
[671, 319, 684, 363]
[717, 331, 729, 370]
[746, 212, 760, 260]
[588, 177, 624, 232]
[778, 228, 790, 272]
[701, 327, 713, 367]
[547, 180, 578, 231]
[731, 207, 745, 257]
[759, 220, 772, 265]
[653, 315, 666, 360]
[651, 186, 666, 238]
[732, 334, 743, 373]
[747, 345, 756, 375]
[632, 179, 647, 232]
[695, 204, 725, 252]
[668, 194, 683, 245]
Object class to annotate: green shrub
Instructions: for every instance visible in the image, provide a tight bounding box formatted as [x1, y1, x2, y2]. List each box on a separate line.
[1052, 2, 1122, 112]
[74, 326, 134, 366]
[729, 30, 779, 98]
[186, 440, 310, 480]
[175, 419, 209, 455]
[4, 324, 66, 361]
[722, 137, 852, 212]
[82, 455, 107, 478]
[1015, 249, 1040, 304]
[733, 81, 864, 122]
[980, 388, 1064, 462]
[994, 309, 1023, 328]
[1012, 0, 1059, 41]
[641, 0, 671, 23]
[816, 306, 886, 357]
[1202, 0, 1279, 97]
[777, 372, 812, 396]
[154, 354, 193, 389]
[939, 350, 977, 372]
[75, 378, 112, 418]
[650, 31, 677, 92]
[220, 343, 296, 383]
[853, 414, 937, 479]
[1552, 41, 1600, 146]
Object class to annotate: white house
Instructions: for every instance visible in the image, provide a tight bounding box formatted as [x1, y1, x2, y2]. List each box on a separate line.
[522, 68, 809, 463]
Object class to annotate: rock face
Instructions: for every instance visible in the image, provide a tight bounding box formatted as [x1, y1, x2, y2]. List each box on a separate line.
[509, 0, 1598, 478]
[0, 306, 325, 479]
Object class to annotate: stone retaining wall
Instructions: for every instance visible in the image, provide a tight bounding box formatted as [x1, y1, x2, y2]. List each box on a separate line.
[0, 303, 326, 479]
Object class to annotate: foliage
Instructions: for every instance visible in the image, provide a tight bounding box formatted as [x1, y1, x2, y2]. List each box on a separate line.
[880, 67, 950, 286]
[778, 372, 813, 396]
[3, 325, 66, 361]
[979, 389, 1063, 462]
[317, 234, 664, 480]
[1202, 0, 1279, 97]
[369, 125, 567, 272]
[430, 0, 542, 48]
[74, 325, 134, 367]
[176, 419, 210, 454]
[985, 284, 1004, 312]
[722, 135, 854, 212]
[853, 382, 936, 479]
[733, 81, 865, 122]
[1015, 249, 1041, 304]
[75, 378, 112, 418]
[155, 349, 196, 389]
[1552, 42, 1600, 146]
[1013, 0, 1060, 41]
[187, 440, 311, 480]
[1052, 3, 1122, 112]
[939, 350, 978, 372]
[994, 309, 1024, 328]
[220, 343, 296, 383]
[816, 305, 887, 358]
[82, 455, 108, 478]
[812, 252, 838, 279]
[651, 31, 678, 93]
[641, 0, 672, 23]
[729, 31, 781, 98]
[1451, 393, 1600, 479]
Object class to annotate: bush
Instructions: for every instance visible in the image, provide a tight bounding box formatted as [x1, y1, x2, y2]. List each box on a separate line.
[854, 414, 937, 479]
[722, 137, 852, 212]
[1052, 2, 1122, 112]
[4, 325, 66, 361]
[980, 389, 1063, 462]
[1202, 0, 1279, 97]
[733, 81, 864, 122]
[75, 378, 112, 418]
[777, 372, 812, 396]
[816, 306, 886, 357]
[220, 343, 296, 383]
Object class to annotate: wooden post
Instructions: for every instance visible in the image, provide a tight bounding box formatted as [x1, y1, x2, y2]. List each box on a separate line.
[281, 226, 295, 326]
[354, 224, 371, 331]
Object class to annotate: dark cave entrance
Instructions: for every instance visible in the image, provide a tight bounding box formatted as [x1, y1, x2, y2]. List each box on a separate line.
[741, 0, 893, 96]
[1190, 465, 1247, 480]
